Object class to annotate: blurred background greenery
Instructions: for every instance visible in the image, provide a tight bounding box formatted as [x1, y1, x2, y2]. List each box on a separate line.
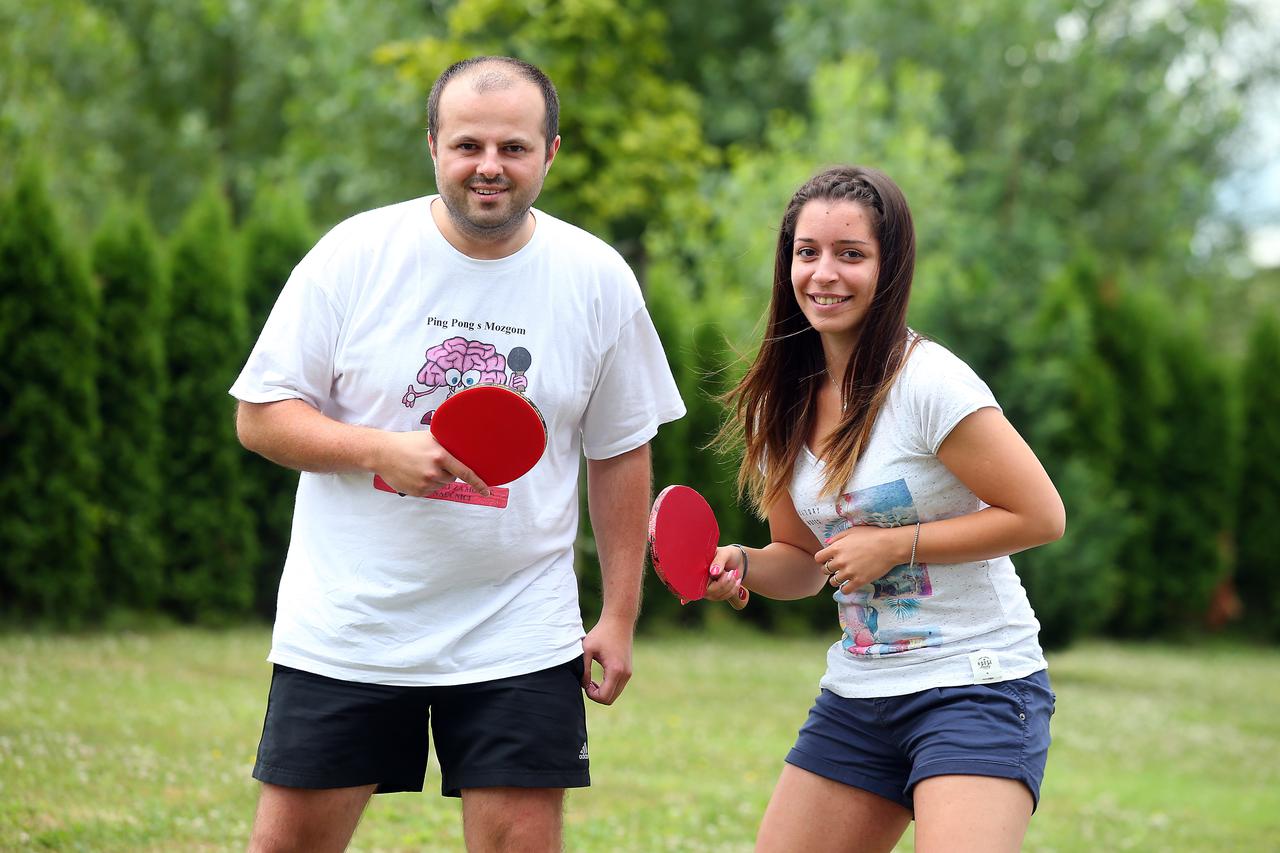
[2, 0, 1280, 652]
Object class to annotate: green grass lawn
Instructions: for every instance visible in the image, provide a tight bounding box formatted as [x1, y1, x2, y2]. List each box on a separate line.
[1, 625, 1277, 851]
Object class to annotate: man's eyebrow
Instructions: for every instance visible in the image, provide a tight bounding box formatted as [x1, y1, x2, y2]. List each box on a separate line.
[445, 133, 536, 145]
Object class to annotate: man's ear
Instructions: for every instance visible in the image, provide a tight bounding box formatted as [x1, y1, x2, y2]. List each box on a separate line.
[544, 135, 561, 175]
[427, 132, 438, 163]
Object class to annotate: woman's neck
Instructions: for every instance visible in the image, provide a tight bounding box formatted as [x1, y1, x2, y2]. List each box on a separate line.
[821, 335, 857, 388]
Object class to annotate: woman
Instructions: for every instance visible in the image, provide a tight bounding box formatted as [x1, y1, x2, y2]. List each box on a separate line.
[704, 166, 1065, 852]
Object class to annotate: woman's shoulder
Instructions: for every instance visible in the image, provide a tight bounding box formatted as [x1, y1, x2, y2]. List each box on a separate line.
[887, 333, 1000, 453]
[895, 333, 997, 407]
[899, 333, 983, 382]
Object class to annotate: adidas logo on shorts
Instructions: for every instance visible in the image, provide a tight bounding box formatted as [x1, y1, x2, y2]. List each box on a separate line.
[578, 742, 589, 760]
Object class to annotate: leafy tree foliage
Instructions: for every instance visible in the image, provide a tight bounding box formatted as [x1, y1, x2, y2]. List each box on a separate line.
[2, 0, 444, 232]
[0, 1, 141, 233]
[162, 184, 256, 622]
[777, 0, 1254, 290]
[0, 163, 100, 624]
[650, 0, 800, 145]
[91, 200, 168, 614]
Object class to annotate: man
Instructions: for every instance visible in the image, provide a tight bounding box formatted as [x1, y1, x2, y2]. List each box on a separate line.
[231, 56, 684, 852]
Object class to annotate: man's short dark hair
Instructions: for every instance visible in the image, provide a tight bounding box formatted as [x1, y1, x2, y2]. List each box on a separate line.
[427, 56, 560, 153]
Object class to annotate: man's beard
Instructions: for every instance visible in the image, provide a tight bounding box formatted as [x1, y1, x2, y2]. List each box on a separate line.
[436, 174, 540, 244]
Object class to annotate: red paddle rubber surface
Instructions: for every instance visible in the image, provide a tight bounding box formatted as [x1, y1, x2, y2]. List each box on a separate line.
[431, 385, 547, 487]
[647, 485, 720, 602]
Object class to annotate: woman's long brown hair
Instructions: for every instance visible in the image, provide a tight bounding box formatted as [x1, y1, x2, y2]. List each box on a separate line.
[721, 166, 920, 514]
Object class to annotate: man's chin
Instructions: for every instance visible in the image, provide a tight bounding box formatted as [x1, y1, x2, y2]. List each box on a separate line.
[439, 192, 531, 238]
[459, 211, 528, 241]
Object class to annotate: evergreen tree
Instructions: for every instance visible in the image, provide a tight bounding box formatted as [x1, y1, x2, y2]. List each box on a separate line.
[686, 315, 774, 629]
[1003, 262, 1130, 648]
[1237, 313, 1280, 638]
[91, 200, 168, 614]
[0, 162, 100, 624]
[640, 261, 698, 627]
[240, 184, 313, 618]
[1089, 284, 1177, 635]
[1148, 324, 1236, 634]
[162, 183, 256, 622]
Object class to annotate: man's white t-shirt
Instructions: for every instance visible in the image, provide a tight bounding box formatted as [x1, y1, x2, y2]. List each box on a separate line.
[230, 196, 684, 686]
[789, 338, 1046, 698]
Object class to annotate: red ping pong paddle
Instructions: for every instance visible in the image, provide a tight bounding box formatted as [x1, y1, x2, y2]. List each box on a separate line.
[648, 485, 748, 610]
[430, 384, 547, 486]
[374, 385, 546, 503]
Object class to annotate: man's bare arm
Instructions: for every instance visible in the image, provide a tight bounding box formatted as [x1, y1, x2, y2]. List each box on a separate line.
[579, 443, 651, 705]
[236, 399, 488, 496]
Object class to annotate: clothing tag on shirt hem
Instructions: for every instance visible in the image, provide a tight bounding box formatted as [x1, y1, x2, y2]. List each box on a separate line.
[969, 650, 1003, 683]
[373, 476, 509, 508]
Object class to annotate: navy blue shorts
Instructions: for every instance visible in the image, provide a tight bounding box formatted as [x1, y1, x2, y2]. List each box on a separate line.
[253, 659, 590, 797]
[785, 669, 1054, 812]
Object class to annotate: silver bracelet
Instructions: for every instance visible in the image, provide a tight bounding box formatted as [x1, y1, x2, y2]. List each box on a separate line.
[729, 544, 749, 583]
[908, 522, 921, 570]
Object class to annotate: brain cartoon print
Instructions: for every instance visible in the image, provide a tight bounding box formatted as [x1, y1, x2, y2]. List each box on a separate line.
[401, 336, 532, 425]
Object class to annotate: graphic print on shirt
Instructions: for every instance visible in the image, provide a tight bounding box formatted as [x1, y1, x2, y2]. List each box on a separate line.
[828, 479, 942, 657]
[401, 334, 535, 425]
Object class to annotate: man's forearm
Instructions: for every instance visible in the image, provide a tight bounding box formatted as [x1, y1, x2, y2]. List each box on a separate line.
[585, 444, 651, 625]
[236, 398, 386, 474]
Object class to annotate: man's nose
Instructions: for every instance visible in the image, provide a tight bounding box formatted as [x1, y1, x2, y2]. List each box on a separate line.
[476, 147, 503, 179]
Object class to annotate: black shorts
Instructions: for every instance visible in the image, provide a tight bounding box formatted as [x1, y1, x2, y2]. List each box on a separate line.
[252, 658, 590, 797]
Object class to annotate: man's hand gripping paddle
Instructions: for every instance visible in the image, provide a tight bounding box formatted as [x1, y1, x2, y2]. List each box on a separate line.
[647, 485, 748, 610]
[374, 385, 547, 506]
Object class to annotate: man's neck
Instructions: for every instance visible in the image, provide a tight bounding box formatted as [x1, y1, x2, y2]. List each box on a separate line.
[430, 198, 536, 260]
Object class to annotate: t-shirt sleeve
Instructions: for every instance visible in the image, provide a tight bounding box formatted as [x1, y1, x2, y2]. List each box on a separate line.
[228, 265, 343, 409]
[904, 341, 1001, 456]
[580, 305, 686, 460]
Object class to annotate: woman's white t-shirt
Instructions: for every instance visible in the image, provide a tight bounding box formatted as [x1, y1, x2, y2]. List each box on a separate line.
[789, 338, 1046, 698]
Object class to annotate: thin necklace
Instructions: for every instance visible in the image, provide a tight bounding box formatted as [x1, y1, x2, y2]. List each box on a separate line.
[827, 369, 848, 415]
